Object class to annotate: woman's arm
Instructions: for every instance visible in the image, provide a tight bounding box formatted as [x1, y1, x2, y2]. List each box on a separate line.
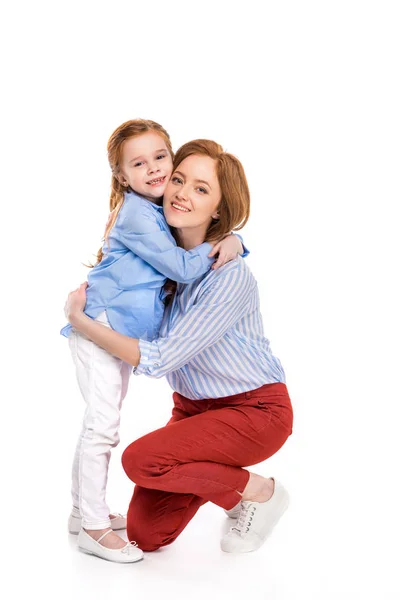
[65, 284, 141, 366]
[65, 260, 253, 374]
[136, 260, 254, 378]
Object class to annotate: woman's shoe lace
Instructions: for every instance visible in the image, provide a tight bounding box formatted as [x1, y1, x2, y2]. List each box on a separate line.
[231, 502, 257, 537]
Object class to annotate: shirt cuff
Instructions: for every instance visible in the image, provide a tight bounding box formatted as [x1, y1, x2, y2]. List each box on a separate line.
[196, 242, 214, 267]
[233, 233, 250, 257]
[134, 339, 163, 376]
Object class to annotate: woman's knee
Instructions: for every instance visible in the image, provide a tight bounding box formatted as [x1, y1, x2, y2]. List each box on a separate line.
[127, 523, 165, 552]
[121, 438, 162, 483]
[126, 489, 174, 552]
[122, 440, 144, 481]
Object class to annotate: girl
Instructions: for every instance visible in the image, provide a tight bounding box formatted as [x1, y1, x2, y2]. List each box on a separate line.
[62, 120, 245, 563]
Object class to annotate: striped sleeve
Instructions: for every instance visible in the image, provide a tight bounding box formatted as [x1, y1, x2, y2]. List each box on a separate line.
[135, 262, 254, 378]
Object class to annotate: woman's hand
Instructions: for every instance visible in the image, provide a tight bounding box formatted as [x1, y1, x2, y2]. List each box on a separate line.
[208, 234, 244, 270]
[63, 282, 141, 367]
[64, 282, 88, 324]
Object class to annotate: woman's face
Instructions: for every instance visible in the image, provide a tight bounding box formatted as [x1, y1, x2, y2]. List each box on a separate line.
[163, 154, 221, 235]
[119, 132, 173, 202]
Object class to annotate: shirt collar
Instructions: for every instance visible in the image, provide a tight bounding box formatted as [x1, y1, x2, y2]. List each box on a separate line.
[125, 190, 164, 212]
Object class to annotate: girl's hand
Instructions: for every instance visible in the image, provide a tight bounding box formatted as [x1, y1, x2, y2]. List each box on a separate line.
[208, 234, 244, 270]
[64, 282, 88, 322]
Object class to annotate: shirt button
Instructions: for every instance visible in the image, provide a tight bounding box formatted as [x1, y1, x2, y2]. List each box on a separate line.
[154, 362, 160, 367]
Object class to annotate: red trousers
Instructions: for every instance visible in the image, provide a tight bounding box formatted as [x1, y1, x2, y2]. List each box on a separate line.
[122, 382, 293, 551]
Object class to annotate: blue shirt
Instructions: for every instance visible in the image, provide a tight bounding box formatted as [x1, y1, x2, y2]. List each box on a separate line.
[136, 257, 286, 400]
[61, 191, 215, 340]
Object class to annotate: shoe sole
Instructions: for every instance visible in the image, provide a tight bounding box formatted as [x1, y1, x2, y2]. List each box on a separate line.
[78, 546, 144, 563]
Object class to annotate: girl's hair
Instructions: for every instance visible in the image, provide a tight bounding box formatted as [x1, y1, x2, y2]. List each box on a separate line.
[93, 119, 173, 266]
[172, 140, 250, 243]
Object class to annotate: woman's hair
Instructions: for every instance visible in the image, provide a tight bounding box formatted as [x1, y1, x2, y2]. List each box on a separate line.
[172, 139, 250, 243]
[93, 119, 173, 266]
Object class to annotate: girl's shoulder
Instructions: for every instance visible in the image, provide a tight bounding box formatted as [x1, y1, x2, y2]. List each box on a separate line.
[124, 191, 162, 212]
[119, 191, 165, 223]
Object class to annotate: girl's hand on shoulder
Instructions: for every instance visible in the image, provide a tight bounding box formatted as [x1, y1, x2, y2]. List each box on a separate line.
[208, 234, 243, 270]
[64, 282, 88, 322]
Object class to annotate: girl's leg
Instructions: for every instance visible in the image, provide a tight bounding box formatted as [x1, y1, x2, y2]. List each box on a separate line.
[69, 313, 131, 547]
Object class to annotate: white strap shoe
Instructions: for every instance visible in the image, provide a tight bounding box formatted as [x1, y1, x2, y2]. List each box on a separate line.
[78, 529, 144, 563]
[68, 512, 127, 535]
[221, 479, 289, 553]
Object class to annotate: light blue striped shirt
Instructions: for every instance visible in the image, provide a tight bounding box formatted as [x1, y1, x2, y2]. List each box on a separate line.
[136, 257, 286, 400]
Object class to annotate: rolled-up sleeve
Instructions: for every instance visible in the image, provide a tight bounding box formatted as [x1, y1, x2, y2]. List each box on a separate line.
[134, 261, 254, 379]
[136, 339, 162, 375]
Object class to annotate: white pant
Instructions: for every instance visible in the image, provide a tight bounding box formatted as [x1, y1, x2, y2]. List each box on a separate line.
[69, 312, 131, 530]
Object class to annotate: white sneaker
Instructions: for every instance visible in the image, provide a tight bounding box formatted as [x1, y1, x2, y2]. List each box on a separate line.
[224, 502, 241, 519]
[220, 479, 289, 553]
[68, 512, 126, 535]
[78, 529, 144, 563]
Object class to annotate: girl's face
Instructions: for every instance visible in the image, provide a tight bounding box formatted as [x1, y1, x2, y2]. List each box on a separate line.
[163, 154, 221, 235]
[119, 132, 173, 202]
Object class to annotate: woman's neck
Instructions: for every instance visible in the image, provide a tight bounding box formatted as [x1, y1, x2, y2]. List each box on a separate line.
[176, 226, 208, 250]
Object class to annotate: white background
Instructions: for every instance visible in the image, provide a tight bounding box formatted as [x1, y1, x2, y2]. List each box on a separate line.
[1, 1, 399, 599]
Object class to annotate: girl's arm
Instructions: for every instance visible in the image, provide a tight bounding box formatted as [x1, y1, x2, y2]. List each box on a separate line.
[114, 198, 246, 283]
[114, 199, 210, 283]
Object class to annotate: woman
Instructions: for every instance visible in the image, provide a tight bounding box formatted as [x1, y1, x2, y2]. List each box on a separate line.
[65, 139, 293, 561]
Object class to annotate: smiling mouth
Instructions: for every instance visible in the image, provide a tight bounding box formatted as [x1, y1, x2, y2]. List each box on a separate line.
[147, 176, 166, 186]
[171, 202, 190, 213]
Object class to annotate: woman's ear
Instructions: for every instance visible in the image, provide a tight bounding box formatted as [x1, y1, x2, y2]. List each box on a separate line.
[211, 210, 220, 220]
